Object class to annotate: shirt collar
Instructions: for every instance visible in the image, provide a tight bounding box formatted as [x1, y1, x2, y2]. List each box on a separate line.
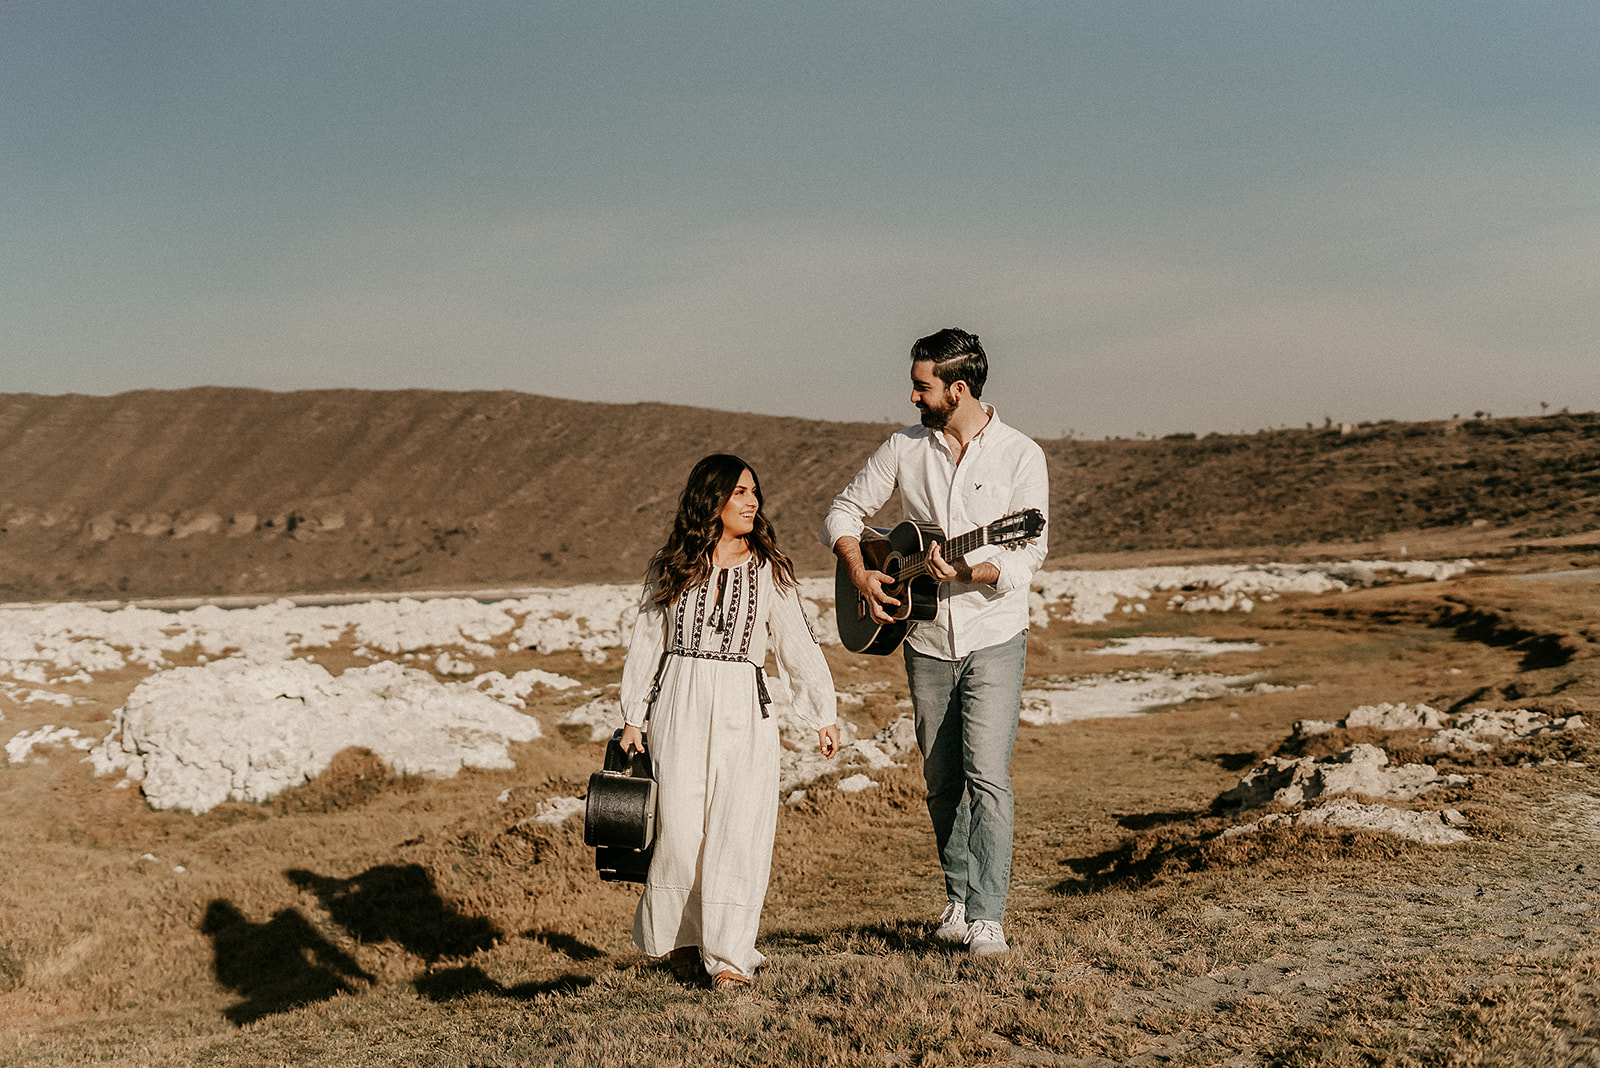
[928, 402, 998, 457]
[973, 403, 998, 440]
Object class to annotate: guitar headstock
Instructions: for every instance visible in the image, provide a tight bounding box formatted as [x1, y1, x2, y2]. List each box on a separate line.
[988, 508, 1045, 548]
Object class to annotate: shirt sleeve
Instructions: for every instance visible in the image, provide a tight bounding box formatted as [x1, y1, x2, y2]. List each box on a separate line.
[819, 434, 900, 550]
[767, 579, 837, 731]
[964, 439, 1050, 595]
[618, 578, 668, 728]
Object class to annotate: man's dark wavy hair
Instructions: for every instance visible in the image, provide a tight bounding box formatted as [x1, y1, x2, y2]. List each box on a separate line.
[911, 327, 988, 400]
[648, 453, 797, 606]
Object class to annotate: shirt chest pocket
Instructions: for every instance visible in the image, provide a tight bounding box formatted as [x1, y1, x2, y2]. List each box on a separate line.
[957, 479, 1012, 527]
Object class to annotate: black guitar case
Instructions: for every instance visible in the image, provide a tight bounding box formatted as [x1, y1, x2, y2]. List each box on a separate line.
[584, 729, 657, 883]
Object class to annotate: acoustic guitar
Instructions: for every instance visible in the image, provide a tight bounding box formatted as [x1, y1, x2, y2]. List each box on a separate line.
[834, 508, 1045, 655]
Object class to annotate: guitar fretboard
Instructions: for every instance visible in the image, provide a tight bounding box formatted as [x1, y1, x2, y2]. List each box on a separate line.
[942, 527, 988, 561]
[899, 524, 990, 581]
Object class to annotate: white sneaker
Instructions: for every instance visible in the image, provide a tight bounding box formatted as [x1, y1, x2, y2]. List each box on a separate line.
[964, 919, 1008, 956]
[933, 901, 969, 942]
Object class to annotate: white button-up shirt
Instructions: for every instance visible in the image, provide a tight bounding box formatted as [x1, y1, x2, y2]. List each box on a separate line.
[820, 405, 1049, 660]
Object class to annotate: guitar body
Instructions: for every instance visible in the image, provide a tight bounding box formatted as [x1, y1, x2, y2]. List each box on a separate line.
[835, 521, 945, 655]
[833, 507, 1045, 656]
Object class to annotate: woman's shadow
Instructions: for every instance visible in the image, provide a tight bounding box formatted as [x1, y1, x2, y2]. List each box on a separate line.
[284, 864, 500, 962]
[200, 901, 374, 1025]
[201, 863, 501, 1024]
[202, 864, 608, 1022]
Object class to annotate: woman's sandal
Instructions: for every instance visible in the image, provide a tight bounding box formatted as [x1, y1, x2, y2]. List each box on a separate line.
[666, 946, 701, 982]
[711, 969, 751, 992]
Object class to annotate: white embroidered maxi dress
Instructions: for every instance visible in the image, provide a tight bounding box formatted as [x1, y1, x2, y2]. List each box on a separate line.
[619, 559, 836, 979]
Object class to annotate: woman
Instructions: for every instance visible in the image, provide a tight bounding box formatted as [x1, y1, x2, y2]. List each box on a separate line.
[618, 454, 839, 991]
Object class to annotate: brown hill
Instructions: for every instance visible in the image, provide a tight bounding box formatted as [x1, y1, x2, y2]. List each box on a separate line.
[1051, 414, 1600, 553]
[1, 389, 1597, 602]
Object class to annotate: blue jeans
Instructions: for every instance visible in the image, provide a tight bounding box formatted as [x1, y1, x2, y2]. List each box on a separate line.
[903, 630, 1026, 924]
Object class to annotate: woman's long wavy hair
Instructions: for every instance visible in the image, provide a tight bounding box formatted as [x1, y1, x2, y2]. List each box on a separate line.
[649, 454, 797, 606]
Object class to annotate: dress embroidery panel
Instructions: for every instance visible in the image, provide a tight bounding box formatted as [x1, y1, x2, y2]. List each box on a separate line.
[671, 560, 758, 659]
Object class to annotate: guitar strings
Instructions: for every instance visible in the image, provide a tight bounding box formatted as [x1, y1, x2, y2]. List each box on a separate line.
[891, 514, 1038, 581]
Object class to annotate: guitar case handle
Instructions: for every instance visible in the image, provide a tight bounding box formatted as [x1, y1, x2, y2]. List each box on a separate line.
[603, 728, 654, 778]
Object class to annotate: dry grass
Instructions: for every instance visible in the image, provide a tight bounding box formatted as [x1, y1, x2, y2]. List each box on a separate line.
[1271, 950, 1600, 1067]
[4, 562, 1600, 1065]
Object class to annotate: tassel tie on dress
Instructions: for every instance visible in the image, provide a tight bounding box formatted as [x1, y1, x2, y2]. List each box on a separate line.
[647, 646, 772, 719]
[708, 568, 732, 633]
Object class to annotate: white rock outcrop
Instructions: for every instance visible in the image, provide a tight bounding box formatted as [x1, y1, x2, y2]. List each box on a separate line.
[471, 668, 583, 708]
[1030, 559, 1474, 626]
[1218, 743, 1457, 810]
[1296, 702, 1449, 736]
[6, 725, 94, 764]
[1216, 700, 1593, 848]
[1020, 669, 1260, 724]
[1222, 797, 1471, 846]
[1347, 702, 1450, 731]
[88, 659, 542, 814]
[531, 796, 586, 825]
[1425, 708, 1588, 753]
[1088, 637, 1264, 657]
[558, 689, 623, 742]
[1, 558, 1475, 683]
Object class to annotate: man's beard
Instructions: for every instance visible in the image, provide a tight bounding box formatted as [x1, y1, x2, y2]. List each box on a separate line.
[918, 400, 953, 430]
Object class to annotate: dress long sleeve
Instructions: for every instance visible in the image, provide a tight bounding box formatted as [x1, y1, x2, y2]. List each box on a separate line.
[767, 579, 837, 731]
[618, 583, 668, 728]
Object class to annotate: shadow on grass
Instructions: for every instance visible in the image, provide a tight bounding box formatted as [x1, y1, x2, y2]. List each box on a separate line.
[414, 965, 593, 1002]
[1435, 601, 1577, 670]
[764, 919, 959, 958]
[846, 921, 951, 954]
[201, 899, 375, 1025]
[1053, 841, 1164, 896]
[757, 929, 830, 953]
[1209, 751, 1261, 772]
[1115, 808, 1208, 831]
[1055, 821, 1420, 896]
[1052, 825, 1224, 896]
[522, 928, 606, 961]
[286, 864, 500, 962]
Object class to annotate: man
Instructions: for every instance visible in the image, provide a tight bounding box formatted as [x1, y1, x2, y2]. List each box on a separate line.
[820, 327, 1048, 955]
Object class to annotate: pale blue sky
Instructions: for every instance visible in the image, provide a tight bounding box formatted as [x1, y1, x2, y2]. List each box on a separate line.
[4, 2, 1596, 438]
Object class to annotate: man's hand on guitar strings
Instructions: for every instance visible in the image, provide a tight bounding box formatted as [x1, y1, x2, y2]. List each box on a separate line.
[927, 542, 999, 586]
[850, 566, 899, 625]
[924, 541, 964, 583]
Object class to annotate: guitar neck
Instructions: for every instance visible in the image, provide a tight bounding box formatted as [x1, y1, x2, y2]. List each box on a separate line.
[900, 524, 989, 581]
[941, 526, 988, 563]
